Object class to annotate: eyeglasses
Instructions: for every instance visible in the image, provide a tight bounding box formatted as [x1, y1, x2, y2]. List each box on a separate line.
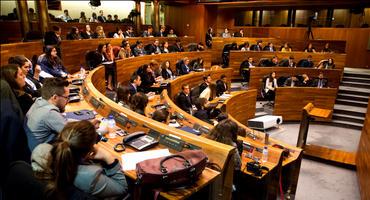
[57, 95, 69, 101]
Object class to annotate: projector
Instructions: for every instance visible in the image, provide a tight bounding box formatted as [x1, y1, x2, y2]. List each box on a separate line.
[248, 115, 283, 130]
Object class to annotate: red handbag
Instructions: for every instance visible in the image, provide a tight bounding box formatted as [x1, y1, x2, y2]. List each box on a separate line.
[135, 150, 208, 188]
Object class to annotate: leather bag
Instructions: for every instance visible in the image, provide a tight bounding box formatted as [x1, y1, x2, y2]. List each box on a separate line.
[136, 150, 208, 188]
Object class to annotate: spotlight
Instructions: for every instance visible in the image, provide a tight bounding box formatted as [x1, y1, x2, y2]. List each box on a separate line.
[89, 0, 101, 7]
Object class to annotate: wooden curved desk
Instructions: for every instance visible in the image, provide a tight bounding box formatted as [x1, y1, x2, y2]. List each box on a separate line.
[229, 51, 346, 79]
[84, 66, 236, 199]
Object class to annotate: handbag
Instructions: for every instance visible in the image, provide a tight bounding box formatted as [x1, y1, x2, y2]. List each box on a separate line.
[136, 150, 208, 188]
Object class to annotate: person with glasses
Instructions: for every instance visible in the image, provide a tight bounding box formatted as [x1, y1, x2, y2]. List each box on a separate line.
[24, 77, 70, 151]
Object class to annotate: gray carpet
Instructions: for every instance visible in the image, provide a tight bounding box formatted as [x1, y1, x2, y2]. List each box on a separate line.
[266, 123, 361, 200]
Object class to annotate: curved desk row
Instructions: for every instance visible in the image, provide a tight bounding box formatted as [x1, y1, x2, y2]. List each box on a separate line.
[0, 36, 196, 72]
[249, 67, 342, 96]
[229, 51, 346, 79]
[83, 66, 236, 199]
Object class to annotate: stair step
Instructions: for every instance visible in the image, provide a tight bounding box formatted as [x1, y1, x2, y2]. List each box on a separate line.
[335, 99, 368, 108]
[330, 119, 364, 130]
[332, 113, 365, 124]
[341, 81, 370, 89]
[343, 72, 370, 79]
[337, 94, 370, 102]
[338, 89, 370, 97]
[334, 104, 367, 114]
[342, 77, 370, 84]
[339, 86, 370, 94]
[333, 109, 366, 118]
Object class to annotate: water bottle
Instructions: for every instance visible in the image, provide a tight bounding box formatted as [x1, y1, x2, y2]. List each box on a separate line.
[262, 146, 268, 162]
[107, 115, 116, 138]
[80, 66, 85, 79]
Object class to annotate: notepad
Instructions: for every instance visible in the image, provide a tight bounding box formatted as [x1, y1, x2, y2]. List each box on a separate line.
[121, 149, 171, 171]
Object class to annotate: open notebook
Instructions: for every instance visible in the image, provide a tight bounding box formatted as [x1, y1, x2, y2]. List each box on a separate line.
[121, 149, 171, 171]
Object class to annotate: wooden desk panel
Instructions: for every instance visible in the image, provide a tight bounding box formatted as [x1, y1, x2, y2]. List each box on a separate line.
[273, 87, 338, 121]
[249, 67, 342, 96]
[167, 68, 233, 100]
[229, 51, 346, 79]
[356, 98, 370, 200]
[116, 51, 212, 86]
[0, 41, 43, 66]
[221, 90, 257, 126]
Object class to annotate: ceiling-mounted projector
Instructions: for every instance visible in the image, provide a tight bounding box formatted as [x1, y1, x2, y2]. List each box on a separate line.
[89, 0, 101, 7]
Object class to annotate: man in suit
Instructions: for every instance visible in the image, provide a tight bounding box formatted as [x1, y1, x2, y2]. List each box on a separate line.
[146, 40, 161, 55]
[216, 75, 228, 96]
[199, 74, 212, 94]
[179, 57, 192, 75]
[252, 41, 263, 51]
[234, 29, 244, 37]
[297, 55, 314, 68]
[263, 43, 276, 52]
[312, 72, 328, 88]
[124, 26, 135, 38]
[142, 26, 154, 37]
[97, 10, 106, 23]
[133, 41, 146, 57]
[128, 74, 142, 95]
[284, 75, 299, 87]
[176, 84, 192, 113]
[156, 25, 166, 37]
[172, 39, 184, 52]
[240, 57, 255, 82]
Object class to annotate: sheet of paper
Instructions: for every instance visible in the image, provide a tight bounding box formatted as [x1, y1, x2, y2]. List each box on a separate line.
[121, 149, 171, 171]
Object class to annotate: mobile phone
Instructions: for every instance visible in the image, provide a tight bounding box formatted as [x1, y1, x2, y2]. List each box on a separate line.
[116, 129, 128, 136]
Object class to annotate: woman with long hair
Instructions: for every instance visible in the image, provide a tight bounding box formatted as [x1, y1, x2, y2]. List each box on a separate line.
[161, 60, 174, 80]
[130, 92, 148, 115]
[37, 45, 68, 78]
[0, 64, 33, 114]
[103, 42, 115, 91]
[93, 26, 106, 38]
[264, 71, 278, 102]
[31, 120, 128, 199]
[199, 82, 217, 101]
[79, 11, 87, 23]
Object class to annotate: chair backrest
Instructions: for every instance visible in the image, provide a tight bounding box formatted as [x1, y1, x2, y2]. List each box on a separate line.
[190, 86, 200, 103]
[277, 76, 288, 87]
[258, 58, 272, 67]
[278, 58, 289, 67]
[175, 60, 184, 75]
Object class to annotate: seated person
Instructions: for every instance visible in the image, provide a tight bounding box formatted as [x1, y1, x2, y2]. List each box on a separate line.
[9, 55, 41, 98]
[178, 57, 192, 75]
[189, 58, 204, 71]
[222, 28, 231, 38]
[239, 42, 250, 51]
[300, 74, 313, 87]
[206, 119, 241, 171]
[280, 42, 292, 52]
[133, 40, 146, 56]
[312, 72, 328, 88]
[278, 56, 296, 68]
[161, 60, 174, 80]
[297, 55, 314, 68]
[152, 109, 170, 123]
[37, 46, 69, 78]
[216, 74, 228, 96]
[321, 43, 332, 53]
[284, 75, 299, 87]
[167, 29, 177, 37]
[142, 26, 154, 37]
[193, 98, 211, 124]
[24, 77, 69, 151]
[92, 26, 106, 39]
[240, 57, 255, 82]
[234, 29, 244, 37]
[116, 85, 131, 109]
[118, 42, 134, 59]
[188, 42, 205, 52]
[31, 121, 128, 199]
[271, 56, 279, 66]
[161, 41, 170, 53]
[304, 43, 316, 53]
[199, 74, 212, 94]
[130, 92, 148, 116]
[146, 40, 161, 55]
[128, 74, 142, 95]
[171, 39, 184, 52]
[252, 41, 263, 51]
[80, 24, 94, 39]
[113, 27, 124, 39]
[263, 42, 276, 52]
[317, 58, 335, 69]
[199, 83, 216, 101]
[138, 64, 156, 92]
[264, 72, 278, 101]
[1, 64, 34, 115]
[176, 84, 192, 113]
[66, 26, 81, 40]
[124, 26, 135, 38]
[156, 25, 166, 37]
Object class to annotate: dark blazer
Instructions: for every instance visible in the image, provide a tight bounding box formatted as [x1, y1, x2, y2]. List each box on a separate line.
[263, 46, 276, 52]
[80, 31, 94, 39]
[297, 59, 314, 68]
[133, 47, 145, 57]
[179, 63, 191, 75]
[283, 78, 299, 87]
[123, 31, 134, 38]
[194, 109, 210, 123]
[44, 31, 60, 46]
[199, 82, 208, 94]
[140, 73, 155, 88]
[128, 83, 138, 96]
[216, 80, 228, 96]
[156, 31, 166, 37]
[300, 79, 313, 87]
[312, 78, 328, 88]
[252, 45, 262, 51]
[146, 44, 161, 55]
[97, 16, 106, 23]
[205, 32, 212, 48]
[172, 44, 184, 52]
[176, 92, 192, 113]
[161, 68, 174, 80]
[234, 32, 244, 37]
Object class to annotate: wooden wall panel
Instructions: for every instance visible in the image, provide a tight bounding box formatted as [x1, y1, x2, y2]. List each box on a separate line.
[0, 41, 44, 66]
[357, 98, 370, 200]
[274, 87, 338, 121]
[229, 51, 346, 79]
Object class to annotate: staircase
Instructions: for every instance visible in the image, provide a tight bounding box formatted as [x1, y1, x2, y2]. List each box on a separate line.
[331, 69, 370, 130]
